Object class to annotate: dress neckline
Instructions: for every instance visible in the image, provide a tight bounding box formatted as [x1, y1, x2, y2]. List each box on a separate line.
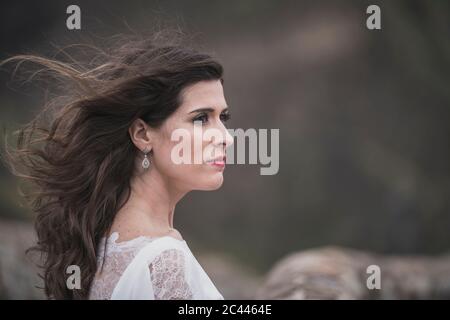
[103, 231, 186, 246]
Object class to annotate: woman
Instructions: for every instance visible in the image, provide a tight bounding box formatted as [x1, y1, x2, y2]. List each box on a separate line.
[1, 32, 233, 299]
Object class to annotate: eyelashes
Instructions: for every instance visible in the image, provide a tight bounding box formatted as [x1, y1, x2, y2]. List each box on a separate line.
[193, 113, 208, 124]
[220, 112, 231, 122]
[193, 112, 231, 124]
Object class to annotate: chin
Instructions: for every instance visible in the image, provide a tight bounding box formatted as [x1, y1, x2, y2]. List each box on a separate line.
[197, 174, 224, 191]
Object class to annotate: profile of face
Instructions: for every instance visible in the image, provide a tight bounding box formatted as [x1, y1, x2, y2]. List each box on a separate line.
[130, 79, 234, 193]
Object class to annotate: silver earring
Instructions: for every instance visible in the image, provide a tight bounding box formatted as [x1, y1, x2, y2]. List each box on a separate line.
[142, 147, 151, 170]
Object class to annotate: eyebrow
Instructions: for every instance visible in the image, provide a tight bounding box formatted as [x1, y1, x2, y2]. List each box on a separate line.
[189, 106, 229, 114]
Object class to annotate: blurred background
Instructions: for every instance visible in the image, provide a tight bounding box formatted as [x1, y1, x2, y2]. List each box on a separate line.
[0, 0, 449, 299]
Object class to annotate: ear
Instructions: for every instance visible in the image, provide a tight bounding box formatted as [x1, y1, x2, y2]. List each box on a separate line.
[128, 118, 155, 152]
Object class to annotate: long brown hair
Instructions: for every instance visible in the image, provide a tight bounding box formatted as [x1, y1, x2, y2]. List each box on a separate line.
[0, 31, 223, 299]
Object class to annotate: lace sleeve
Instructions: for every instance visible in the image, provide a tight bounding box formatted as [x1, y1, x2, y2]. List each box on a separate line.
[148, 248, 194, 300]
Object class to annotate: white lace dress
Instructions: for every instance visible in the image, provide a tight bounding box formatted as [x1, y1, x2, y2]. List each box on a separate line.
[88, 232, 224, 300]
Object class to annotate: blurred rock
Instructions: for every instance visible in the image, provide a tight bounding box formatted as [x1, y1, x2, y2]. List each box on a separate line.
[256, 246, 450, 299]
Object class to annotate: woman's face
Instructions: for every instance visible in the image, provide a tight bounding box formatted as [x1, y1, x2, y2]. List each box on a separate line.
[150, 79, 234, 192]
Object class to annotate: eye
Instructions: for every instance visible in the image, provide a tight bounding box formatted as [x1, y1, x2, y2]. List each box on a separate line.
[220, 111, 231, 122]
[193, 113, 208, 124]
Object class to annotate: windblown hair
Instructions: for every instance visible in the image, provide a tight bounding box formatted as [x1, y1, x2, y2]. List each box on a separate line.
[0, 31, 223, 299]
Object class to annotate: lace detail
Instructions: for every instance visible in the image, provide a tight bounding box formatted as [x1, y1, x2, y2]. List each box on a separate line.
[148, 249, 194, 300]
[88, 232, 156, 300]
[88, 231, 221, 300]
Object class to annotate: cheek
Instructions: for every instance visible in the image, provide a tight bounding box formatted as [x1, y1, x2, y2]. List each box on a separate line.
[191, 125, 206, 162]
[190, 129, 225, 189]
[152, 125, 224, 190]
[156, 143, 224, 190]
[191, 127, 222, 162]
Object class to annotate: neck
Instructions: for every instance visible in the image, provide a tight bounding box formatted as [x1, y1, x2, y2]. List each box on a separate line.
[117, 168, 187, 233]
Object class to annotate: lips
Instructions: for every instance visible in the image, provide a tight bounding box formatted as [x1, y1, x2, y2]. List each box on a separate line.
[205, 156, 226, 167]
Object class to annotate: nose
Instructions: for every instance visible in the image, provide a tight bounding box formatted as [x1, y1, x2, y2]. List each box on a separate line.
[216, 122, 234, 150]
[208, 122, 234, 155]
[224, 127, 234, 148]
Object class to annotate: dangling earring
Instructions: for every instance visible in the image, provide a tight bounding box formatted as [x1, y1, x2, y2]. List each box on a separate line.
[142, 147, 151, 170]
